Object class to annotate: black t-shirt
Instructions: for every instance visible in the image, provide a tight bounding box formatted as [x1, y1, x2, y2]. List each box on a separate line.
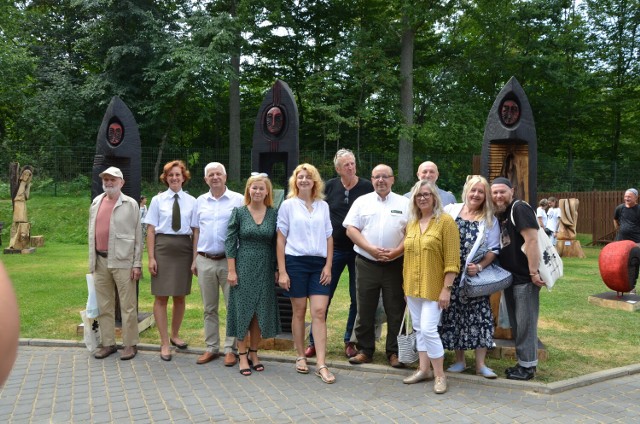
[325, 177, 374, 251]
[614, 203, 640, 243]
[496, 200, 539, 285]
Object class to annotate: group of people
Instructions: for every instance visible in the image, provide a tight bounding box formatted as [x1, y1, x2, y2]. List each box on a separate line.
[536, 197, 561, 245]
[88, 152, 548, 394]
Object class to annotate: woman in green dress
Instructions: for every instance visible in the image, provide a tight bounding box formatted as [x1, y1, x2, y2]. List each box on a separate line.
[225, 173, 281, 376]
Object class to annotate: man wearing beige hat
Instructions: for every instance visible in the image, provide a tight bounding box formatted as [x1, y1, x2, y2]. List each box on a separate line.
[89, 166, 143, 360]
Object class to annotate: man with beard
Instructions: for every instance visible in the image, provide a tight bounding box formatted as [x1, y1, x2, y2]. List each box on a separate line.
[490, 177, 544, 380]
[89, 167, 142, 360]
[344, 164, 409, 368]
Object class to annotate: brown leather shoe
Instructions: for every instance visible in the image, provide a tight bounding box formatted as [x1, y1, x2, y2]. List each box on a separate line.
[196, 351, 219, 365]
[388, 353, 405, 369]
[223, 352, 238, 367]
[348, 352, 372, 364]
[120, 345, 137, 361]
[94, 345, 117, 359]
[344, 342, 357, 358]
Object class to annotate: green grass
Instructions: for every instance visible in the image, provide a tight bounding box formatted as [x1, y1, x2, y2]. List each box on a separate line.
[2, 192, 639, 383]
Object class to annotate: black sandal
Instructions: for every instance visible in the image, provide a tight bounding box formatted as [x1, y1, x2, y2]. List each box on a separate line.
[238, 352, 251, 376]
[248, 349, 264, 371]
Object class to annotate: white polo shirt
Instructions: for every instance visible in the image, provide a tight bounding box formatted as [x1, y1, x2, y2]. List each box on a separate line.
[343, 191, 409, 260]
[277, 197, 333, 258]
[191, 187, 244, 255]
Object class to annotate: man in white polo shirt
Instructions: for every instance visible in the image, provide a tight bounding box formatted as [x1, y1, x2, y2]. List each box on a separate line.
[344, 164, 409, 368]
[191, 162, 244, 366]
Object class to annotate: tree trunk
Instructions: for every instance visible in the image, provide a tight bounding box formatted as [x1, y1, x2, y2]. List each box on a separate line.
[229, 54, 241, 182]
[398, 18, 414, 183]
[228, 0, 241, 182]
[153, 107, 177, 179]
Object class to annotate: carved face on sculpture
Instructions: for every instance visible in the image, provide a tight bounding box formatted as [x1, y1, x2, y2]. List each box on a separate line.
[500, 99, 520, 126]
[107, 122, 124, 146]
[266, 107, 284, 135]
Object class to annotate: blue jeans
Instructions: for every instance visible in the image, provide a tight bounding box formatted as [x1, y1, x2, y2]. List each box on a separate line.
[504, 282, 541, 368]
[309, 249, 357, 345]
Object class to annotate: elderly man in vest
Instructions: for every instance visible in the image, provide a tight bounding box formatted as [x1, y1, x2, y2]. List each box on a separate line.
[89, 166, 142, 360]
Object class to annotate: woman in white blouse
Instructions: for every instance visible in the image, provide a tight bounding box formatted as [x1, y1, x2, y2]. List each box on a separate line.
[143, 160, 196, 361]
[277, 163, 335, 384]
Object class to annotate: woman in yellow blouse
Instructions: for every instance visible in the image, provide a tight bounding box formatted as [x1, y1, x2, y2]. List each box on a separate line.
[402, 180, 460, 394]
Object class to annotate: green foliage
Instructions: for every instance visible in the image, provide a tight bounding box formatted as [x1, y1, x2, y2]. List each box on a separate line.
[0, 0, 638, 192]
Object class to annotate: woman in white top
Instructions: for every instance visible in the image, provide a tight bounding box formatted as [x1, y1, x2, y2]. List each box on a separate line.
[277, 163, 335, 384]
[143, 160, 196, 361]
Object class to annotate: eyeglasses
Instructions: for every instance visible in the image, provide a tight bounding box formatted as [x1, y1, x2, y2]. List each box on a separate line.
[344, 190, 350, 204]
[372, 175, 392, 180]
[416, 193, 433, 200]
[251, 172, 268, 178]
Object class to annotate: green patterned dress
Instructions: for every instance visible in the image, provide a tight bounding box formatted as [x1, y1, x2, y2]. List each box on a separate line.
[225, 206, 281, 340]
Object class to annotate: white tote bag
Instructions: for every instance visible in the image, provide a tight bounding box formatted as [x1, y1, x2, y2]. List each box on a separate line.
[511, 201, 563, 290]
[85, 274, 99, 318]
[80, 310, 100, 353]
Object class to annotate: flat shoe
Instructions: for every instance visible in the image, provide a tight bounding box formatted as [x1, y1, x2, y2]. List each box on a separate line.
[403, 369, 433, 384]
[446, 362, 468, 373]
[315, 365, 335, 384]
[476, 365, 497, 379]
[170, 338, 188, 349]
[295, 356, 309, 374]
[160, 353, 172, 361]
[433, 376, 447, 394]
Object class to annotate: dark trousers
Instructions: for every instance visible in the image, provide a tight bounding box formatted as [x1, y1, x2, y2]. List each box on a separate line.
[354, 256, 406, 357]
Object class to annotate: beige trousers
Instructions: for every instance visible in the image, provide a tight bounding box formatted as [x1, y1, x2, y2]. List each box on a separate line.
[94, 256, 139, 347]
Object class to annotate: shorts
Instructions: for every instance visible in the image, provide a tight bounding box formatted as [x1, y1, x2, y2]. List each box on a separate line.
[284, 255, 330, 298]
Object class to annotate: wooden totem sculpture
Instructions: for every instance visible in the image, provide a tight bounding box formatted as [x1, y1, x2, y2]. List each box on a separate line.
[482, 77, 538, 339]
[91, 96, 141, 203]
[557, 198, 586, 258]
[481, 77, 537, 204]
[251, 80, 299, 192]
[8, 163, 34, 251]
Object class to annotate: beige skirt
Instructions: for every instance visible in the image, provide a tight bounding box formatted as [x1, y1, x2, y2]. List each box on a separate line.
[151, 234, 193, 296]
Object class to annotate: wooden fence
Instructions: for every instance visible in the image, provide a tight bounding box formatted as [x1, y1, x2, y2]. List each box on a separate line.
[538, 191, 624, 245]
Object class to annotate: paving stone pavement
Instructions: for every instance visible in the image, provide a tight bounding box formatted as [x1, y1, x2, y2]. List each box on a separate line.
[1, 343, 639, 423]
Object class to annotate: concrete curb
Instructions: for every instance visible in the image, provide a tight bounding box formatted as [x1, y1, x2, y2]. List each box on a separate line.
[19, 338, 640, 395]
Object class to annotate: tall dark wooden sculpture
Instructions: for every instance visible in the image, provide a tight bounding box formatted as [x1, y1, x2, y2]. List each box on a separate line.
[251, 80, 299, 336]
[91, 96, 141, 203]
[483, 77, 537, 342]
[89, 97, 147, 330]
[251, 80, 299, 191]
[481, 77, 537, 204]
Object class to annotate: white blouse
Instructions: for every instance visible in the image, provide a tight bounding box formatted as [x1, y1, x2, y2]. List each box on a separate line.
[277, 197, 333, 257]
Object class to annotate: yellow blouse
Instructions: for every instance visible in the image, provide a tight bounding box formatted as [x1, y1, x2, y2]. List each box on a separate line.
[402, 214, 460, 301]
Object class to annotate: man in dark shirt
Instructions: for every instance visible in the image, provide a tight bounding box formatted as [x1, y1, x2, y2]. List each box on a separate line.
[613, 188, 640, 243]
[305, 149, 373, 358]
[491, 177, 545, 381]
